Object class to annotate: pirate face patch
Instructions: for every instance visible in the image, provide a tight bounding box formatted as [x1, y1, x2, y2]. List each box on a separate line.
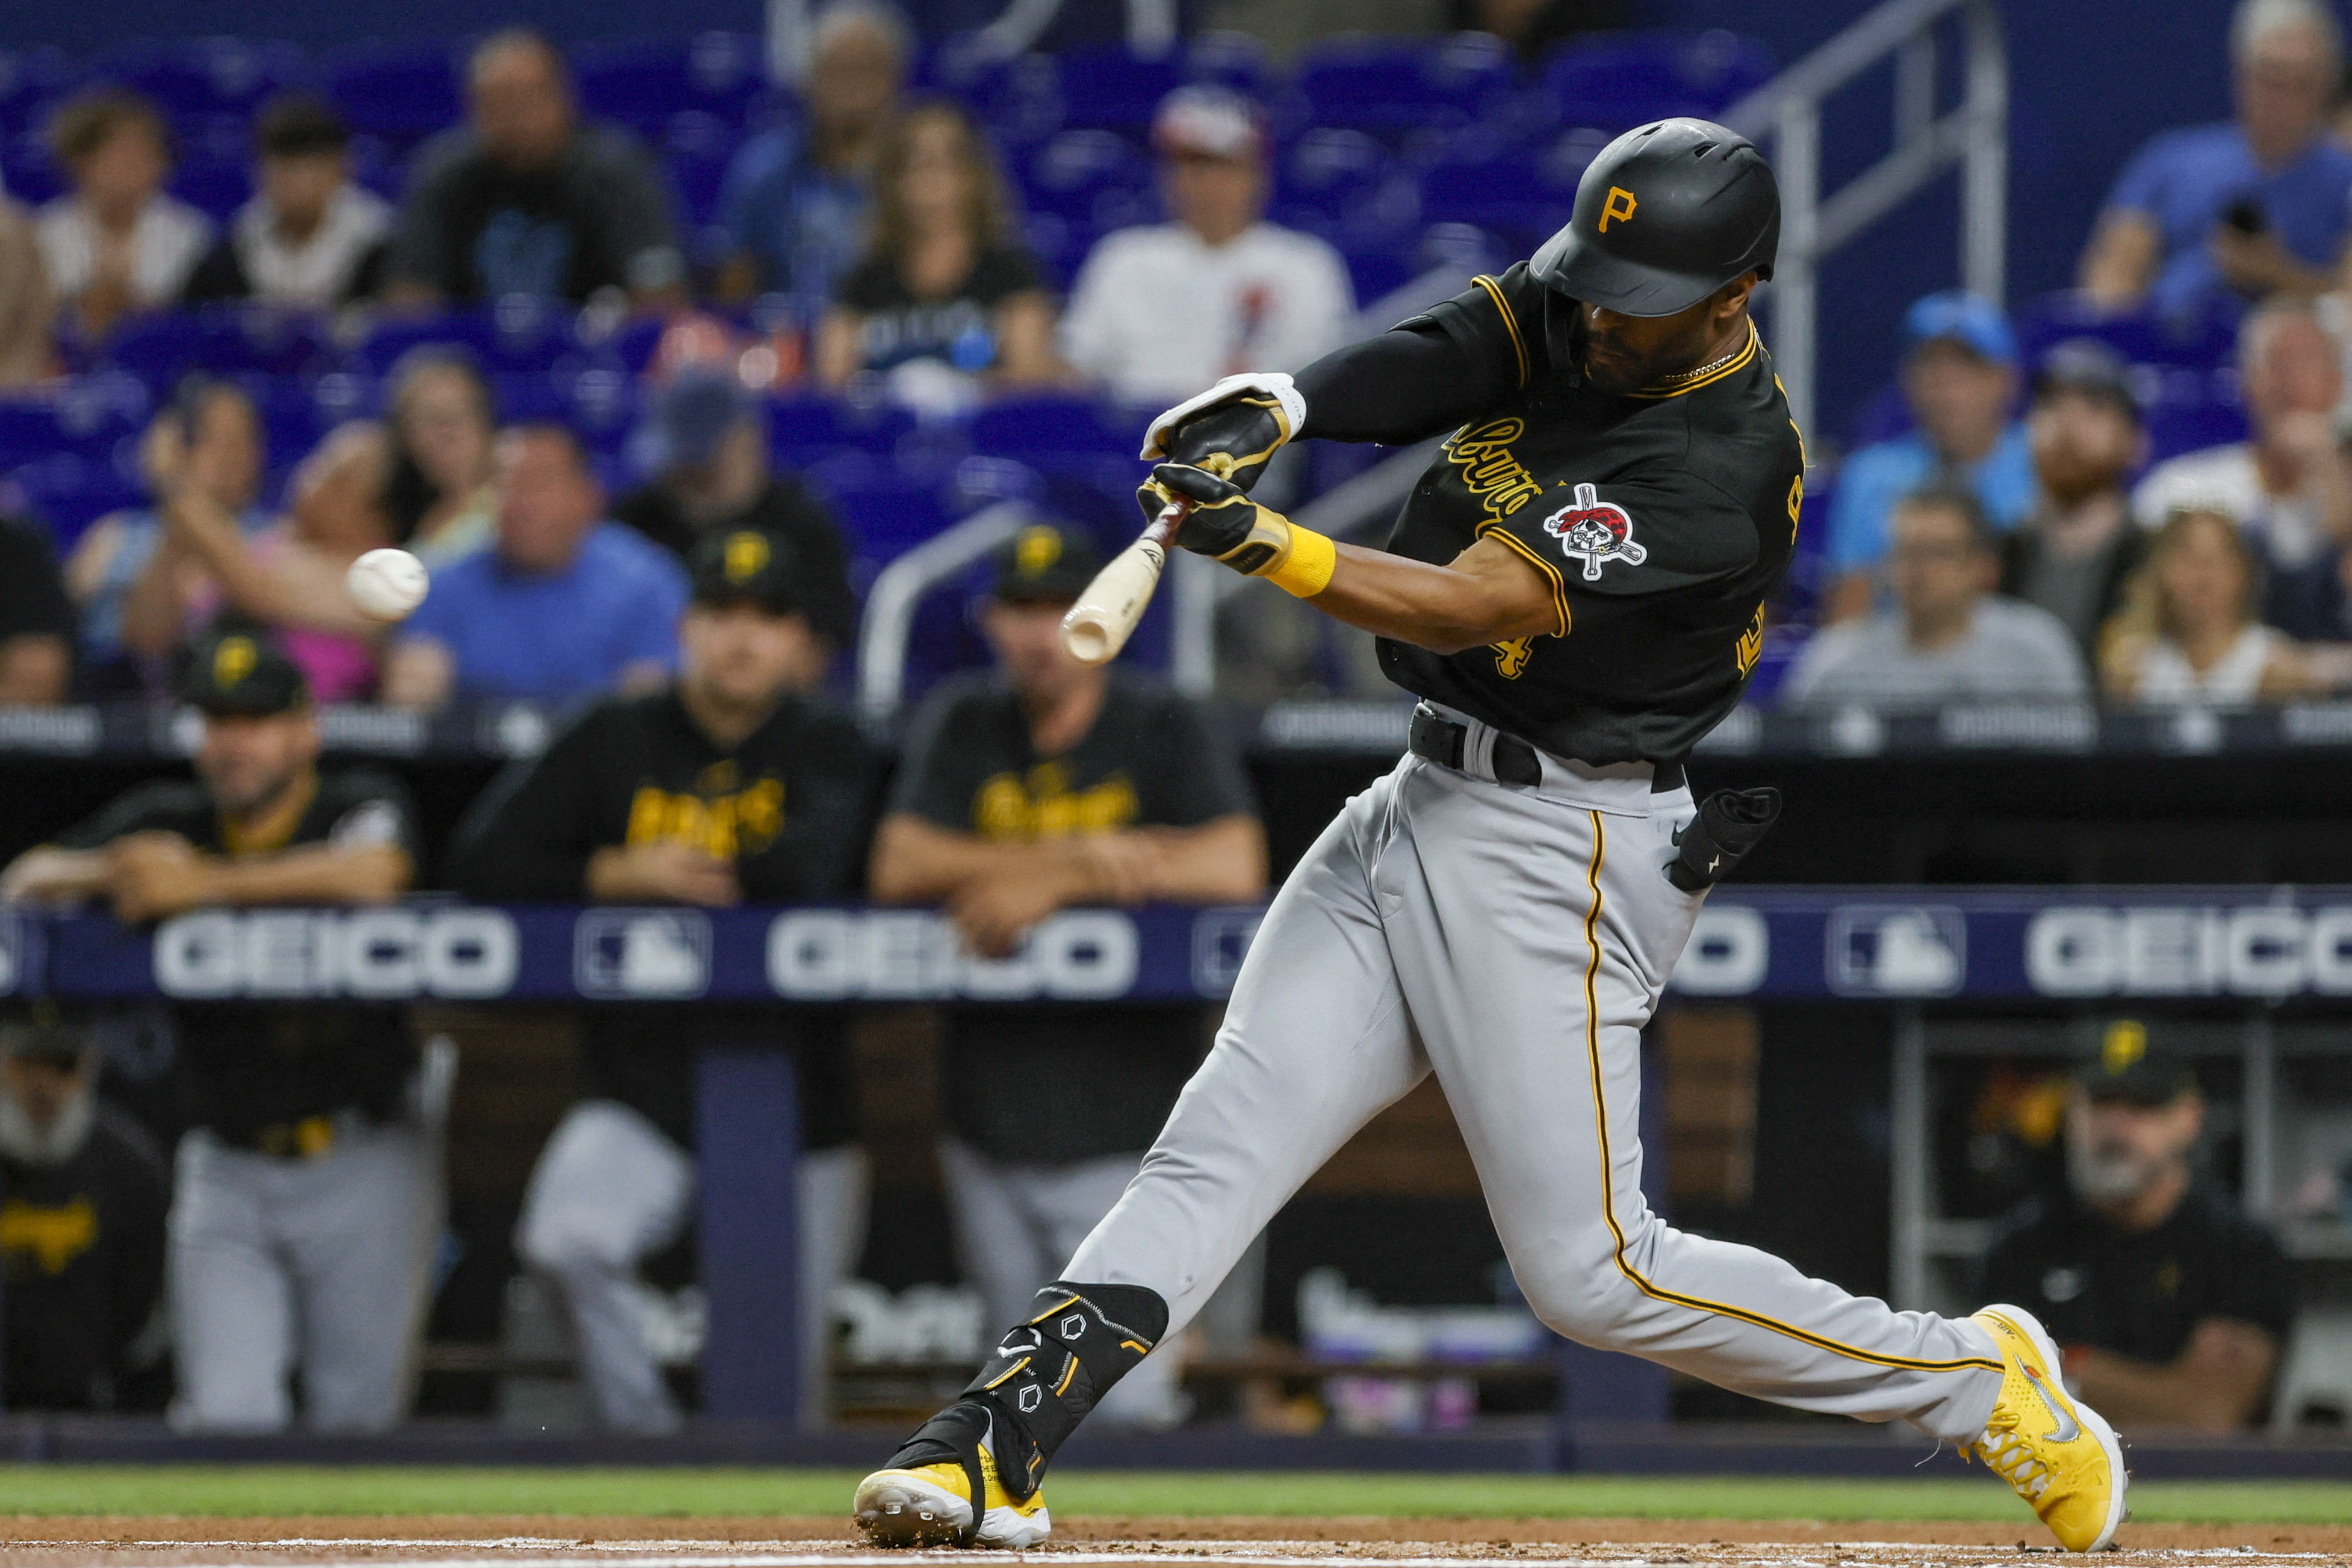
[1543, 483, 1648, 581]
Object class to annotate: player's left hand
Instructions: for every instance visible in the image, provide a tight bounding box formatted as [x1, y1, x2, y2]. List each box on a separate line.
[1138, 371, 1304, 494]
[107, 831, 214, 923]
[1146, 463, 1298, 576]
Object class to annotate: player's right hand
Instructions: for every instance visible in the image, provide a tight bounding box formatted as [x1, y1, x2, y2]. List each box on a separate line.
[1149, 463, 1295, 576]
[1138, 371, 1304, 494]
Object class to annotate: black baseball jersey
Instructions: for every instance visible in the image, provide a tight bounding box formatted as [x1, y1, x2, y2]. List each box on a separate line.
[1, 1105, 169, 1410]
[1376, 263, 1805, 765]
[448, 686, 879, 1148]
[1982, 1185, 2295, 1363]
[892, 670, 1255, 1164]
[55, 770, 422, 1145]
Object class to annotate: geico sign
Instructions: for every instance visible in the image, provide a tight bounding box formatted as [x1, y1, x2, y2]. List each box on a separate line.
[154, 908, 518, 999]
[768, 909, 1137, 999]
[2027, 905, 2352, 997]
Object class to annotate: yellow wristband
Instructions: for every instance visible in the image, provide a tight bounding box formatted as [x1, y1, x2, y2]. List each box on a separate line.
[1264, 523, 1337, 598]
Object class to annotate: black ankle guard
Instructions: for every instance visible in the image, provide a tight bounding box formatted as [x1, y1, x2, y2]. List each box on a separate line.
[884, 1280, 1168, 1516]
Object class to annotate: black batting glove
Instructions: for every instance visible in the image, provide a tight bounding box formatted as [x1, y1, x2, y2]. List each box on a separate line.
[1147, 463, 1294, 575]
[1137, 371, 1304, 495]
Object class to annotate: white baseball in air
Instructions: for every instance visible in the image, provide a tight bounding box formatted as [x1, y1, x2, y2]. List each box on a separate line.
[346, 547, 430, 622]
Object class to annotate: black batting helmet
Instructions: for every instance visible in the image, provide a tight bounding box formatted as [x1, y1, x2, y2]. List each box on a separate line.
[1531, 119, 1780, 317]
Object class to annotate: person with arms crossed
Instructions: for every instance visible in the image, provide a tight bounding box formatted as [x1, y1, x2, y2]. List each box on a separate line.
[447, 528, 877, 1430]
[0, 633, 435, 1431]
[1984, 1030, 2292, 1433]
[870, 522, 1266, 1427]
[852, 119, 2127, 1554]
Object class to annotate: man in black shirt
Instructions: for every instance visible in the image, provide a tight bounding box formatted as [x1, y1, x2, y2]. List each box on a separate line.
[1999, 341, 2150, 662]
[1984, 1036, 2292, 1433]
[0, 632, 432, 1432]
[0, 1010, 168, 1412]
[448, 526, 878, 1431]
[870, 522, 1265, 1428]
[0, 510, 73, 705]
[385, 31, 683, 309]
[613, 367, 857, 681]
[857, 120, 2124, 1555]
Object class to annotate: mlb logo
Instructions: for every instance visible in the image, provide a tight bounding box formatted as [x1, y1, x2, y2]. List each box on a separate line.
[1826, 906, 1966, 996]
[575, 910, 713, 999]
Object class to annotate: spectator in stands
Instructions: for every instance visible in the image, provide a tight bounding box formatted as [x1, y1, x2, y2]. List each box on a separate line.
[2133, 302, 2352, 639]
[1822, 293, 2034, 622]
[614, 368, 854, 686]
[386, 30, 685, 309]
[1784, 486, 2090, 707]
[0, 509, 76, 705]
[0, 182, 57, 386]
[1060, 87, 1355, 406]
[184, 96, 391, 312]
[2000, 341, 2152, 662]
[0, 633, 433, 1433]
[1984, 1032, 2293, 1432]
[2081, 0, 2352, 323]
[0, 1010, 169, 1412]
[158, 421, 402, 702]
[2099, 506, 2313, 703]
[65, 379, 266, 693]
[382, 425, 688, 709]
[870, 522, 1266, 1427]
[718, 0, 907, 311]
[815, 101, 1061, 397]
[34, 90, 211, 341]
[384, 348, 500, 569]
[448, 527, 877, 1431]
[1448, 0, 1627, 61]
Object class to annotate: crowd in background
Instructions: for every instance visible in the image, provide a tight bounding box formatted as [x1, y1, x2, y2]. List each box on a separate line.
[0, 0, 2330, 1442]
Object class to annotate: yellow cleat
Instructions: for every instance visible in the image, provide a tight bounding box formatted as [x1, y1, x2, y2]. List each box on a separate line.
[1966, 1304, 2127, 1551]
[852, 1440, 1050, 1550]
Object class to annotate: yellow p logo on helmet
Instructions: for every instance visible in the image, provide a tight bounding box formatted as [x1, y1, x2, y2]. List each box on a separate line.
[723, 531, 769, 584]
[1014, 525, 1063, 579]
[2102, 1018, 2147, 1075]
[1599, 186, 1638, 232]
[213, 635, 257, 690]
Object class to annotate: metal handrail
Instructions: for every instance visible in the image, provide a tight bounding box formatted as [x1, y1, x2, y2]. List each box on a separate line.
[1721, 0, 2007, 442]
[855, 500, 1036, 726]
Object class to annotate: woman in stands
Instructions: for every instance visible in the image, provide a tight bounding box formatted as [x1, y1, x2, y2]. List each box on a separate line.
[2100, 506, 2316, 702]
[156, 420, 402, 702]
[815, 101, 1063, 398]
[67, 378, 267, 695]
[33, 90, 212, 341]
[383, 348, 499, 568]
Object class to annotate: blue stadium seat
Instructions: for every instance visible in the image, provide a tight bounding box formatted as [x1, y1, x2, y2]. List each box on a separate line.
[1185, 31, 1274, 99]
[8, 452, 144, 547]
[1535, 30, 1775, 134]
[766, 394, 916, 468]
[0, 48, 78, 139]
[1020, 129, 1152, 241]
[660, 109, 743, 250]
[169, 155, 251, 224]
[89, 39, 310, 125]
[1053, 46, 1184, 133]
[2141, 368, 2249, 463]
[2012, 291, 2238, 374]
[2, 126, 67, 207]
[1415, 124, 1601, 246]
[356, 303, 575, 378]
[1288, 33, 1518, 142]
[1269, 128, 1398, 240]
[105, 308, 337, 391]
[318, 42, 462, 153]
[969, 394, 1134, 465]
[574, 33, 765, 139]
[803, 450, 955, 563]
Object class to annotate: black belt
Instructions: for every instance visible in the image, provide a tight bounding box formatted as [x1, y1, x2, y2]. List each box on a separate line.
[1407, 708, 1684, 793]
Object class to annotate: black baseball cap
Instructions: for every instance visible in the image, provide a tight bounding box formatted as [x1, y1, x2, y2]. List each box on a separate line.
[2076, 1020, 2196, 1106]
[2032, 338, 2141, 423]
[689, 527, 804, 616]
[988, 522, 1103, 605]
[178, 630, 309, 716]
[1530, 118, 1779, 318]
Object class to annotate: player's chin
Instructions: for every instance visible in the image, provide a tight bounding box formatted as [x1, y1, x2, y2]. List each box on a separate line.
[1581, 356, 1641, 397]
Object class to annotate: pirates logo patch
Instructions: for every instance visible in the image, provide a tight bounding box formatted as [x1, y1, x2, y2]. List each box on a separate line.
[1543, 483, 1648, 581]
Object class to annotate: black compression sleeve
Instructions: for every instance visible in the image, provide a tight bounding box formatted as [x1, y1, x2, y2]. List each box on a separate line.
[1294, 324, 1511, 446]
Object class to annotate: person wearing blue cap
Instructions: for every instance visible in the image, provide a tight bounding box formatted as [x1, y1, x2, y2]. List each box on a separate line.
[1822, 291, 2037, 622]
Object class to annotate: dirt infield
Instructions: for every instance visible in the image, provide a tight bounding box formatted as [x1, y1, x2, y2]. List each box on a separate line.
[0, 1517, 2344, 1567]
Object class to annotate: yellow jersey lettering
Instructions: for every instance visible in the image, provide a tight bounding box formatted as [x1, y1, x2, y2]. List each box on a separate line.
[1735, 605, 1765, 677]
[1491, 637, 1534, 680]
[1, 1195, 96, 1275]
[624, 778, 788, 859]
[972, 763, 1141, 841]
[1445, 419, 1547, 522]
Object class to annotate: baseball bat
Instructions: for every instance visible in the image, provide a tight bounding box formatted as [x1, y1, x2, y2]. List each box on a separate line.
[1060, 496, 1190, 665]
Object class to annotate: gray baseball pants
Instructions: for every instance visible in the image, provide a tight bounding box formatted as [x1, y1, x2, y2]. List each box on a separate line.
[1067, 707, 2006, 1443]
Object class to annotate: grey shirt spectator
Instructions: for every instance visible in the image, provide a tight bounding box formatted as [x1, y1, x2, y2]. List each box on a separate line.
[387, 31, 682, 307]
[1787, 486, 2090, 707]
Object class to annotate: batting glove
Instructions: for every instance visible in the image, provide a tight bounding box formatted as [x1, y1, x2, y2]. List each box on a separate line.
[1138, 372, 1305, 494]
[1146, 463, 1337, 599]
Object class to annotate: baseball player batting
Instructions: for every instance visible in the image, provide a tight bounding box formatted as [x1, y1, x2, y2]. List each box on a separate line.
[855, 119, 2125, 1554]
